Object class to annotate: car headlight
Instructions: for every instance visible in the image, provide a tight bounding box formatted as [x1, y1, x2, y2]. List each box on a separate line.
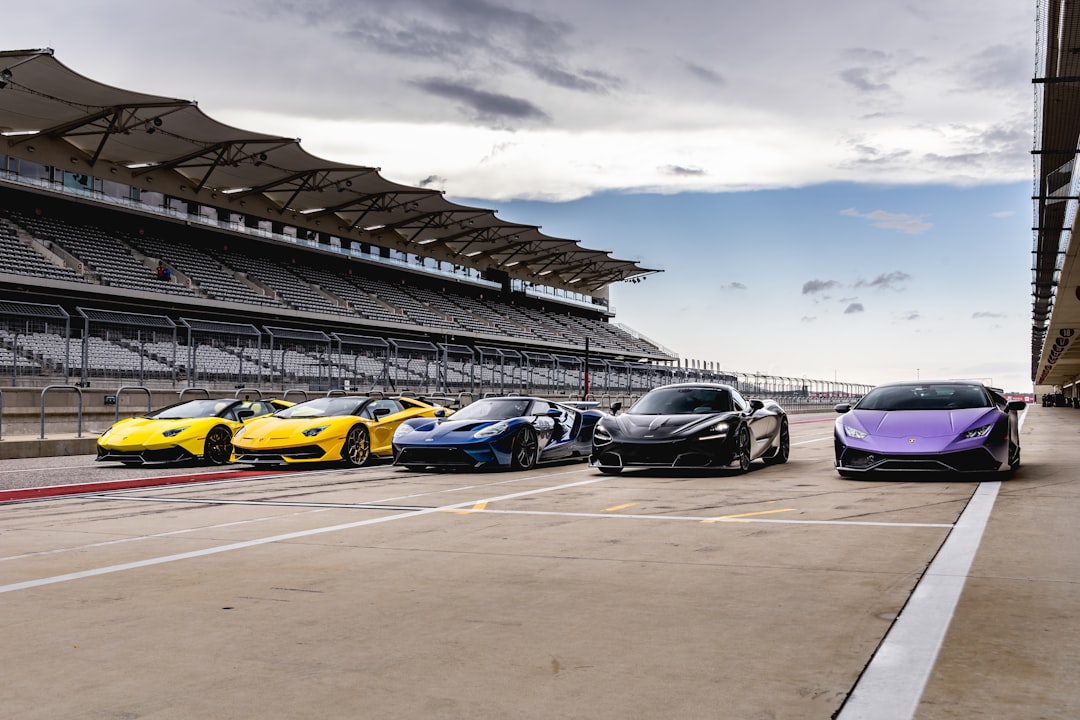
[593, 424, 612, 444]
[394, 424, 416, 439]
[161, 426, 189, 438]
[474, 421, 508, 439]
[698, 421, 730, 441]
[234, 426, 247, 439]
[302, 425, 329, 437]
[961, 424, 993, 439]
[843, 424, 868, 439]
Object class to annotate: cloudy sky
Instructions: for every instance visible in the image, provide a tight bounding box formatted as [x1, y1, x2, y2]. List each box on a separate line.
[9, 0, 1035, 390]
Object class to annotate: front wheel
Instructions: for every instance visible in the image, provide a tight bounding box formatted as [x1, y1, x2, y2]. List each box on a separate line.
[733, 425, 752, 473]
[342, 425, 372, 467]
[510, 426, 539, 470]
[1008, 440, 1021, 471]
[762, 419, 790, 465]
[204, 425, 233, 465]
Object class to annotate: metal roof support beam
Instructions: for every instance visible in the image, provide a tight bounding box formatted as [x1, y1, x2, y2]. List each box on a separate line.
[228, 163, 331, 200]
[10, 101, 192, 148]
[310, 189, 433, 220]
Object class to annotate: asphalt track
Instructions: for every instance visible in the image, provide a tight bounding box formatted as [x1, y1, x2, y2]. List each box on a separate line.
[1, 407, 1077, 719]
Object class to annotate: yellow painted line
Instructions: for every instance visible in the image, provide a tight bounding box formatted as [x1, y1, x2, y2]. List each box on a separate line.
[604, 502, 639, 512]
[447, 501, 488, 515]
[701, 508, 796, 523]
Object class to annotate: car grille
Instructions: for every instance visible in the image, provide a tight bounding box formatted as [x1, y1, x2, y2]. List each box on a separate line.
[96, 446, 195, 463]
[839, 447, 999, 473]
[235, 445, 327, 462]
[395, 447, 477, 467]
[595, 441, 730, 469]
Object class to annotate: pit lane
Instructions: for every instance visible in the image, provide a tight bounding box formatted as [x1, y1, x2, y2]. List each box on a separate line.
[1, 410, 1076, 719]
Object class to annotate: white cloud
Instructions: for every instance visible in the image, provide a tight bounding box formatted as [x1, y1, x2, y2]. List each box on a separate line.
[840, 208, 932, 235]
[3, 0, 1030, 201]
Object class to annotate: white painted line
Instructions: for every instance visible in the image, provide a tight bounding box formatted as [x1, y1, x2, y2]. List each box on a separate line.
[81, 495, 432, 510]
[0, 467, 590, 562]
[0, 507, 334, 562]
[835, 481, 1000, 720]
[443, 508, 953, 528]
[0, 474, 613, 595]
[793, 437, 830, 445]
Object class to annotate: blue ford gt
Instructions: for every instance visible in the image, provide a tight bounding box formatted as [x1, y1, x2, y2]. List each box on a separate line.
[392, 396, 605, 470]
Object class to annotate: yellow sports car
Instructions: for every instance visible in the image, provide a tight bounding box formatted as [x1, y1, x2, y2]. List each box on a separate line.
[96, 397, 292, 466]
[232, 395, 450, 467]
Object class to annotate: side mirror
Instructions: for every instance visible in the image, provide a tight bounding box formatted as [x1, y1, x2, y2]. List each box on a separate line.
[546, 408, 562, 417]
[236, 409, 255, 421]
[610, 401, 622, 415]
[372, 407, 391, 421]
[1007, 400, 1026, 412]
[834, 403, 851, 414]
[435, 408, 447, 418]
[749, 399, 764, 411]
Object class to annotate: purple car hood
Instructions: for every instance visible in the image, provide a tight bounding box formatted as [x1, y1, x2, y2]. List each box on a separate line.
[850, 408, 994, 438]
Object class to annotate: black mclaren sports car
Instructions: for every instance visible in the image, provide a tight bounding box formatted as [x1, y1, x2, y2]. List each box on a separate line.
[589, 382, 789, 474]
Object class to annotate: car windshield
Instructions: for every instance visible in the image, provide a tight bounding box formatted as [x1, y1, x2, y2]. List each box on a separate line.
[452, 398, 533, 421]
[149, 399, 232, 419]
[275, 397, 365, 419]
[856, 384, 991, 411]
[629, 387, 732, 415]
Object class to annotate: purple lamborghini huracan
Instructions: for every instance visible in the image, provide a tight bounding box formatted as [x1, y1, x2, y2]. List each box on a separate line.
[833, 380, 1025, 478]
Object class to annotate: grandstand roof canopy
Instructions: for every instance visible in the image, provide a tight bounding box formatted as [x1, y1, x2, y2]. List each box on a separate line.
[1033, 3, 1080, 388]
[0, 48, 659, 294]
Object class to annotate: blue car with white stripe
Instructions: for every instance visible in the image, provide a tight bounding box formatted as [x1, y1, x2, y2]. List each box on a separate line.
[392, 396, 605, 470]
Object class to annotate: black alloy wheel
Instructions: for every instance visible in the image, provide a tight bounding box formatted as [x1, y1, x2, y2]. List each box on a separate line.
[510, 426, 539, 470]
[204, 425, 234, 465]
[734, 425, 752, 473]
[763, 419, 790, 465]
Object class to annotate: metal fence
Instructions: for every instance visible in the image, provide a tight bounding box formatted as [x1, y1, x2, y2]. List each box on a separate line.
[0, 300, 874, 407]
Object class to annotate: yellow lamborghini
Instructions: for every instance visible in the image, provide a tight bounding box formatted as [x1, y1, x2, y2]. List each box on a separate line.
[232, 395, 451, 467]
[96, 397, 292, 466]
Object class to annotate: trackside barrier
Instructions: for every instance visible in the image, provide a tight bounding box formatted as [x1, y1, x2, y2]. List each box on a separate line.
[114, 386, 152, 423]
[40, 385, 83, 439]
[179, 387, 211, 401]
[283, 389, 310, 402]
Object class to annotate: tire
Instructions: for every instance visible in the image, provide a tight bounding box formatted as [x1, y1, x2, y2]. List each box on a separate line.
[1007, 441, 1021, 472]
[203, 425, 233, 465]
[342, 425, 372, 467]
[733, 425, 752, 473]
[762, 419, 790, 465]
[510, 426, 539, 470]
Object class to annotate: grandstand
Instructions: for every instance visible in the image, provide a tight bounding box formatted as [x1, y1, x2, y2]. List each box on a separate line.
[0, 48, 871, 420]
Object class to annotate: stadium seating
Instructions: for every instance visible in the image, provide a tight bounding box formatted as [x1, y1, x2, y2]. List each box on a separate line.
[0, 186, 679, 398]
[0, 218, 91, 284]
